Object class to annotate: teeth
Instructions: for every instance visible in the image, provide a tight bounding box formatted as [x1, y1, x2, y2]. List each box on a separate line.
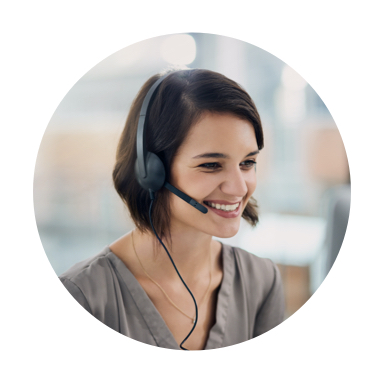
[206, 202, 240, 212]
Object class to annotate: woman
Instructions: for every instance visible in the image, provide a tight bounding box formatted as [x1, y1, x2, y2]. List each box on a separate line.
[60, 69, 285, 350]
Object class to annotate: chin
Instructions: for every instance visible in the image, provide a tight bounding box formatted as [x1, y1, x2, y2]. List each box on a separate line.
[209, 223, 240, 239]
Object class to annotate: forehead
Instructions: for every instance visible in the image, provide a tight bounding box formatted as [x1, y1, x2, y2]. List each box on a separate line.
[177, 112, 258, 157]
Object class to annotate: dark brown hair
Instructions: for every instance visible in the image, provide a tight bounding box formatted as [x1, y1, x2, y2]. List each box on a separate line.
[113, 69, 264, 240]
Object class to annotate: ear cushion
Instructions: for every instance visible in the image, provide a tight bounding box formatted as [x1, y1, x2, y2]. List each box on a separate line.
[135, 152, 166, 192]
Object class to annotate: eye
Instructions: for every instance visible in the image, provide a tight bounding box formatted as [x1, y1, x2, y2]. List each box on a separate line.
[198, 162, 222, 171]
[241, 160, 257, 169]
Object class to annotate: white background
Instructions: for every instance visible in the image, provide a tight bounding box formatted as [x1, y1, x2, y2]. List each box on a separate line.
[1, 1, 383, 383]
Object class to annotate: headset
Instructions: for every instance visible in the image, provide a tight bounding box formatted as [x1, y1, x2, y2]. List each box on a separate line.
[134, 71, 208, 350]
[135, 72, 208, 213]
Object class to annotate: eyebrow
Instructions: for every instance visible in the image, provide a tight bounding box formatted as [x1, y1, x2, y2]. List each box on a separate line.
[192, 150, 259, 159]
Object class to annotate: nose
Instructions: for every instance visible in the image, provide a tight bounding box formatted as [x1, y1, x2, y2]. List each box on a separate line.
[219, 166, 249, 198]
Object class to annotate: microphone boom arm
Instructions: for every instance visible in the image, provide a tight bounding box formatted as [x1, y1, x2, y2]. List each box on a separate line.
[164, 182, 208, 214]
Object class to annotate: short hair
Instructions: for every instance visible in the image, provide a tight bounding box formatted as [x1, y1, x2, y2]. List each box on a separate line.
[113, 69, 264, 240]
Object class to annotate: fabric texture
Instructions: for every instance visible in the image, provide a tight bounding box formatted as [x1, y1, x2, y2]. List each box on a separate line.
[59, 242, 285, 350]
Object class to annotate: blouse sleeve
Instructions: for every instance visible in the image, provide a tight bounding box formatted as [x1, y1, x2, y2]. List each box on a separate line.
[253, 261, 285, 337]
[60, 277, 92, 314]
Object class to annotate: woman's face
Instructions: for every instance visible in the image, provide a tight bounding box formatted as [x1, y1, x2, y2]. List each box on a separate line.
[169, 112, 259, 238]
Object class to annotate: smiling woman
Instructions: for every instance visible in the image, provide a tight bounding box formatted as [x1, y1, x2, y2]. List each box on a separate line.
[59, 69, 285, 350]
[170, 113, 259, 238]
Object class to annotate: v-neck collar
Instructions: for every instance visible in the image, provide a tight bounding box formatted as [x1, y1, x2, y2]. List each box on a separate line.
[105, 242, 235, 350]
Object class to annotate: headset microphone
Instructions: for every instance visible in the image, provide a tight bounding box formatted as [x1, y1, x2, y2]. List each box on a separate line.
[134, 71, 206, 350]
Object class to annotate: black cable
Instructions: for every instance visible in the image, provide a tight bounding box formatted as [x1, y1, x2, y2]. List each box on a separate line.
[148, 191, 198, 351]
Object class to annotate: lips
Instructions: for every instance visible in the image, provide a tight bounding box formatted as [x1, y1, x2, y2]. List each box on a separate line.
[203, 200, 242, 218]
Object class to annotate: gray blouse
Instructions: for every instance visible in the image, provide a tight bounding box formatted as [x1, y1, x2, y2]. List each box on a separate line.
[59, 242, 285, 350]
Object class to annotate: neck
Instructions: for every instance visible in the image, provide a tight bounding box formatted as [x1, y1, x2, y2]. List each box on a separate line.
[133, 226, 220, 283]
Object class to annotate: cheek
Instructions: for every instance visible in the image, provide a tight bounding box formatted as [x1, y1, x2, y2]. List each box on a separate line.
[246, 172, 257, 197]
[172, 166, 217, 196]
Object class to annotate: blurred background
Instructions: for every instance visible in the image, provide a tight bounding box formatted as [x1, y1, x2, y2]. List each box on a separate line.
[34, 33, 350, 319]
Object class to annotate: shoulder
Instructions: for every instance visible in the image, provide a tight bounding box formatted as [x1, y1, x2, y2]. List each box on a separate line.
[230, 244, 278, 278]
[59, 246, 117, 308]
[60, 246, 113, 284]
[224, 243, 281, 296]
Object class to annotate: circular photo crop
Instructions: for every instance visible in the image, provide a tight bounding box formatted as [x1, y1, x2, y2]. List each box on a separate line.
[34, 33, 350, 350]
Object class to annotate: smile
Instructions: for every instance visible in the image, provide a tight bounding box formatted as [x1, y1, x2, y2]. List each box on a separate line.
[204, 201, 240, 212]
